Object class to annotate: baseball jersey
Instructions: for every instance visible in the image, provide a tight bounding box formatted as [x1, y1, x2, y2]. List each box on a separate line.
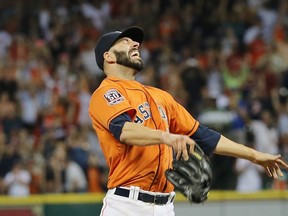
[89, 76, 199, 193]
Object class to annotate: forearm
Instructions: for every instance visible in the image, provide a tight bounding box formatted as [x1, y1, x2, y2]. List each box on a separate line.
[214, 135, 256, 162]
[120, 122, 165, 146]
[119, 122, 197, 160]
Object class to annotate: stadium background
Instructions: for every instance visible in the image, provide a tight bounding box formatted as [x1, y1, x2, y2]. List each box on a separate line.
[0, 0, 288, 215]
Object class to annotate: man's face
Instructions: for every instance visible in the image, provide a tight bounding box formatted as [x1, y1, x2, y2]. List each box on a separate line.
[111, 37, 144, 71]
[113, 50, 144, 71]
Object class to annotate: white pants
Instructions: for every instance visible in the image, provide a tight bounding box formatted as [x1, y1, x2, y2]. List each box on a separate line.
[100, 187, 176, 216]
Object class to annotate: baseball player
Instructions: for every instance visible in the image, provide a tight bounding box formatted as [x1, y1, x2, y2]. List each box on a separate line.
[89, 26, 288, 216]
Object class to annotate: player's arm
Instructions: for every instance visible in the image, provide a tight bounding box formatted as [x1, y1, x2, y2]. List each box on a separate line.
[110, 113, 195, 160]
[214, 135, 288, 178]
[189, 123, 288, 178]
[110, 113, 164, 145]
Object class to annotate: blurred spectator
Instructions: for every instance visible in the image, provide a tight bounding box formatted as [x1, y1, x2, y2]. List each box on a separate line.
[180, 65, 206, 115]
[46, 141, 87, 193]
[235, 157, 263, 192]
[0, 101, 22, 144]
[0, 93, 14, 121]
[87, 153, 106, 193]
[250, 110, 279, 155]
[221, 27, 239, 57]
[3, 159, 31, 197]
[257, 0, 279, 43]
[272, 87, 288, 189]
[0, 61, 18, 100]
[274, 26, 288, 74]
[160, 59, 188, 107]
[27, 153, 45, 194]
[77, 75, 93, 126]
[220, 52, 250, 91]
[80, 0, 111, 31]
[87, 126, 106, 167]
[249, 109, 280, 188]
[235, 127, 263, 192]
[0, 145, 21, 179]
[64, 157, 88, 193]
[44, 142, 66, 193]
[204, 49, 223, 100]
[66, 125, 89, 173]
[17, 85, 39, 133]
[0, 29, 12, 58]
[243, 12, 263, 46]
[79, 38, 101, 75]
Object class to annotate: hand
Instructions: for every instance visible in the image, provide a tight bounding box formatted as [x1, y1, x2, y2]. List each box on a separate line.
[162, 132, 196, 160]
[252, 151, 288, 179]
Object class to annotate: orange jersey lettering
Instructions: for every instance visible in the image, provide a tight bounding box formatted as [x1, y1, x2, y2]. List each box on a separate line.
[89, 77, 199, 192]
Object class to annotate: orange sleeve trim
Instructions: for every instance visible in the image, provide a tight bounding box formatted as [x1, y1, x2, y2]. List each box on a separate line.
[186, 121, 200, 137]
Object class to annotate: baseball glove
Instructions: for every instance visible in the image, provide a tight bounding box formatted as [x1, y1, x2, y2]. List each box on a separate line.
[165, 143, 212, 203]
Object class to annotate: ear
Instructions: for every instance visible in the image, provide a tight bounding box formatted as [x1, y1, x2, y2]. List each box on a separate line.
[104, 51, 116, 64]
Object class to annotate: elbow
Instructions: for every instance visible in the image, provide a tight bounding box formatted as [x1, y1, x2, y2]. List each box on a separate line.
[119, 122, 130, 144]
[119, 131, 127, 144]
[119, 130, 134, 145]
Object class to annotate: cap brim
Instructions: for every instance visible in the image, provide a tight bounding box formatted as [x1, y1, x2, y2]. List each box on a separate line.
[114, 26, 144, 45]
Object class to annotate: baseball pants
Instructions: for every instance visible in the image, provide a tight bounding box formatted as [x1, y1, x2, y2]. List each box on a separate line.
[100, 186, 176, 216]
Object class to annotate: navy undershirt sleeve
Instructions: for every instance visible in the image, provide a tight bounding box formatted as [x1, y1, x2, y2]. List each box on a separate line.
[191, 124, 221, 156]
[109, 112, 132, 141]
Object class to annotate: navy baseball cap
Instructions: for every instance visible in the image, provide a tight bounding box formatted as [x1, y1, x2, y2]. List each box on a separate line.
[95, 26, 144, 71]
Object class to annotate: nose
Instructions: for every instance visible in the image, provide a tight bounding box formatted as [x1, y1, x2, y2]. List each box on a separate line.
[132, 40, 140, 48]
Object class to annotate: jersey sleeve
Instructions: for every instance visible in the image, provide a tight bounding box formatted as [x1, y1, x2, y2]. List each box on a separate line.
[159, 90, 219, 156]
[191, 124, 220, 156]
[162, 91, 199, 136]
[89, 86, 136, 130]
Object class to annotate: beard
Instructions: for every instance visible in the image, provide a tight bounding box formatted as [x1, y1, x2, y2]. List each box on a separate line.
[113, 50, 144, 72]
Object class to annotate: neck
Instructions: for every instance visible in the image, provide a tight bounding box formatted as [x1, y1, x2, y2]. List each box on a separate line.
[105, 65, 137, 80]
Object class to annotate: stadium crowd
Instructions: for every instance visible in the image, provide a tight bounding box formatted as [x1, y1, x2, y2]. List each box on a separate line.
[0, 0, 288, 196]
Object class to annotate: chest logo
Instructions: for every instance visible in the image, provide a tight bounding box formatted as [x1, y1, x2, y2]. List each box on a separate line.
[104, 89, 124, 105]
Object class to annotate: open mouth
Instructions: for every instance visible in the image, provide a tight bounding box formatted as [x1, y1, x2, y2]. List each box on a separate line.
[129, 50, 140, 58]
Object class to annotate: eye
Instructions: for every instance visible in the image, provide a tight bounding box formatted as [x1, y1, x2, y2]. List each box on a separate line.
[122, 38, 129, 44]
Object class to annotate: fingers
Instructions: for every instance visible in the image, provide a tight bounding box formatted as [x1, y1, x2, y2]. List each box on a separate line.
[175, 139, 182, 160]
[186, 138, 196, 154]
[265, 167, 272, 177]
[181, 136, 196, 161]
[163, 133, 196, 161]
[269, 156, 288, 178]
[257, 153, 288, 179]
[265, 164, 283, 179]
[269, 165, 281, 179]
[276, 158, 288, 169]
[275, 164, 283, 178]
[169, 135, 195, 161]
[179, 137, 189, 161]
[271, 167, 278, 179]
